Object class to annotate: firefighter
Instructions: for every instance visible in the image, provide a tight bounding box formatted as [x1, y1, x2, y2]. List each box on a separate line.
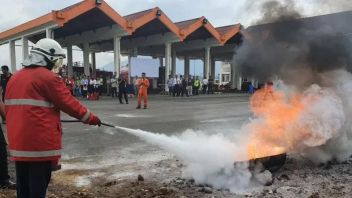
[136, 72, 150, 109]
[5, 38, 101, 198]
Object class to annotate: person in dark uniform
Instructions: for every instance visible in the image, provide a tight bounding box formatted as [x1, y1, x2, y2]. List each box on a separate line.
[118, 78, 128, 104]
[0, 65, 15, 189]
[208, 76, 214, 94]
[181, 76, 189, 97]
[0, 65, 12, 102]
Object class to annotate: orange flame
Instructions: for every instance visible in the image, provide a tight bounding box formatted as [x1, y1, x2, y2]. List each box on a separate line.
[246, 85, 310, 159]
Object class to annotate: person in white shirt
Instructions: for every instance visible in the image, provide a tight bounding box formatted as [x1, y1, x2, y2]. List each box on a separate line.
[110, 77, 118, 97]
[96, 77, 103, 95]
[89, 78, 97, 94]
[173, 75, 181, 97]
[202, 77, 208, 94]
[81, 76, 88, 98]
[167, 75, 174, 96]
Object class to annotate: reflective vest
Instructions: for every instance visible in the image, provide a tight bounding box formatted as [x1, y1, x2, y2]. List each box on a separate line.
[194, 80, 200, 87]
[5, 67, 91, 161]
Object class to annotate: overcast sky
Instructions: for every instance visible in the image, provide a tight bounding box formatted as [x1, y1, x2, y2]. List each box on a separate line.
[0, 0, 351, 71]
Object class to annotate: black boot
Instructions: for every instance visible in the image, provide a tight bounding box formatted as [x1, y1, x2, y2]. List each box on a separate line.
[0, 180, 16, 189]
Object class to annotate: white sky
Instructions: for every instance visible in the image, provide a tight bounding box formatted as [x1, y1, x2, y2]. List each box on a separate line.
[0, 0, 351, 71]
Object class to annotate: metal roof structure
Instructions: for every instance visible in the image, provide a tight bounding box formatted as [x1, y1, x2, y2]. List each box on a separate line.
[0, 0, 243, 88]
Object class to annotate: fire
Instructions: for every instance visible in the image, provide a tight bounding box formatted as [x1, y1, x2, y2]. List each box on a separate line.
[246, 84, 310, 159]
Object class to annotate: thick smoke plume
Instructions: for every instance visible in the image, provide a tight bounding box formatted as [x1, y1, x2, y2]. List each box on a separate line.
[235, 0, 352, 162]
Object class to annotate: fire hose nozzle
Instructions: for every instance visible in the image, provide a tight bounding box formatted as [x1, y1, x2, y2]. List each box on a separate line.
[61, 120, 115, 128]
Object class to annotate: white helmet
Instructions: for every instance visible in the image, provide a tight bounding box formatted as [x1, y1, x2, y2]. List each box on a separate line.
[31, 38, 66, 71]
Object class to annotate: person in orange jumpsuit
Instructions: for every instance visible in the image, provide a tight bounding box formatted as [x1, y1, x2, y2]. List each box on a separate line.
[137, 72, 150, 109]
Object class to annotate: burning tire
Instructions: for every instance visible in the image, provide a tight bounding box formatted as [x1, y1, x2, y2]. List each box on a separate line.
[234, 153, 287, 173]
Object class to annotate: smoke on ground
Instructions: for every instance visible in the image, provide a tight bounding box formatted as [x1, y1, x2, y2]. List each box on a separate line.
[235, 0, 352, 162]
[114, 126, 253, 192]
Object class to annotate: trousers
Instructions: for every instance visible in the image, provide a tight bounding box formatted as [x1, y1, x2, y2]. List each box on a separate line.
[0, 126, 9, 182]
[15, 161, 52, 198]
[118, 90, 128, 104]
[138, 91, 148, 107]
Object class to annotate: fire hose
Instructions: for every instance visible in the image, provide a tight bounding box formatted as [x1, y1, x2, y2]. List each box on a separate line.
[61, 119, 115, 128]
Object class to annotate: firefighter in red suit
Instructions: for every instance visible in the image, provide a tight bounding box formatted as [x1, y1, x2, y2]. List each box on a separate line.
[5, 38, 101, 198]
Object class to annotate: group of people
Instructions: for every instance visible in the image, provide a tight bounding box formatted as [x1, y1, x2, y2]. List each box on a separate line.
[167, 75, 215, 97]
[64, 75, 104, 100]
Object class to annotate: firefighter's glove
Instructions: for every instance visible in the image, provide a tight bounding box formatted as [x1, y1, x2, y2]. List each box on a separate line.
[87, 113, 101, 126]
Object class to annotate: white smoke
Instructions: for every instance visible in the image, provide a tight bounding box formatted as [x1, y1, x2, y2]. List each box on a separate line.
[300, 69, 352, 162]
[115, 126, 253, 192]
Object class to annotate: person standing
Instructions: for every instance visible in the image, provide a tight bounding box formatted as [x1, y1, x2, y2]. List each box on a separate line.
[136, 72, 150, 109]
[110, 76, 118, 98]
[187, 75, 193, 96]
[0, 65, 15, 189]
[118, 78, 128, 104]
[167, 75, 173, 96]
[202, 77, 208, 94]
[176, 75, 182, 96]
[88, 77, 96, 100]
[0, 65, 12, 102]
[5, 38, 101, 198]
[193, 76, 201, 95]
[0, 101, 15, 189]
[181, 76, 189, 97]
[208, 76, 214, 94]
[81, 76, 88, 99]
[97, 76, 103, 96]
[172, 75, 177, 97]
[248, 82, 254, 94]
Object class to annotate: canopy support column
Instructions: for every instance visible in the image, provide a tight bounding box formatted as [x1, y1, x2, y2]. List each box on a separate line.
[231, 62, 237, 90]
[113, 36, 121, 77]
[171, 49, 176, 76]
[9, 40, 16, 73]
[204, 47, 210, 79]
[91, 52, 96, 77]
[210, 57, 216, 79]
[67, 45, 73, 77]
[22, 37, 28, 62]
[165, 43, 171, 90]
[128, 53, 132, 83]
[184, 56, 190, 77]
[83, 43, 90, 77]
[46, 28, 53, 39]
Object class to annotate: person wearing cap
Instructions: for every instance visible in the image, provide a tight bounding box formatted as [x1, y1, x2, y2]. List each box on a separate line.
[5, 38, 101, 198]
[136, 72, 150, 109]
